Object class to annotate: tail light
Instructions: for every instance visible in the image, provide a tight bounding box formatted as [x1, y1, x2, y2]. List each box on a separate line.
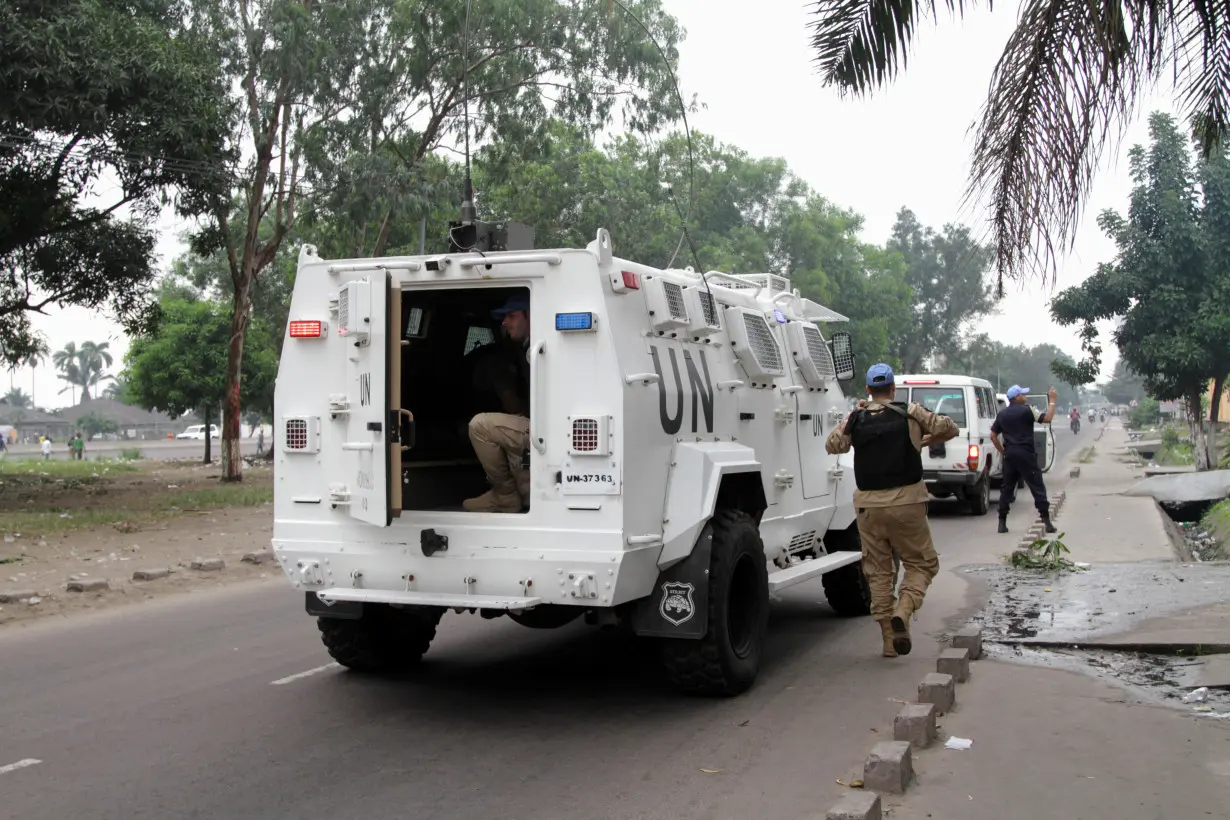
[967, 444, 980, 471]
[289, 320, 326, 338]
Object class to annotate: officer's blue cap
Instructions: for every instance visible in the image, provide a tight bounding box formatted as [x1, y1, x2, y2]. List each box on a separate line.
[491, 294, 530, 319]
[1006, 384, 1030, 400]
[866, 363, 894, 387]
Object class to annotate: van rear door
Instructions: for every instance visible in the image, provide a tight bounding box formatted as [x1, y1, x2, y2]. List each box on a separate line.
[906, 384, 970, 467]
[335, 271, 393, 525]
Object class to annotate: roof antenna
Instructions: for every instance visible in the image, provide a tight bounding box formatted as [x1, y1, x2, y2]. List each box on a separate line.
[459, 0, 476, 227]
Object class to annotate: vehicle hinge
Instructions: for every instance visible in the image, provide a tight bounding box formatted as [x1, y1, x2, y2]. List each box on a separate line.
[774, 470, 795, 489]
[568, 571, 598, 600]
[328, 484, 351, 507]
[328, 394, 350, 416]
[774, 407, 796, 424]
[828, 465, 845, 480]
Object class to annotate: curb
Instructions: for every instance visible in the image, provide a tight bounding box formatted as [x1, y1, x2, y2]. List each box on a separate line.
[823, 627, 983, 818]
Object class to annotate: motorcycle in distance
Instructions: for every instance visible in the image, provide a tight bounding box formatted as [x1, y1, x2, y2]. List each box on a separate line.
[1071, 415, 1081, 434]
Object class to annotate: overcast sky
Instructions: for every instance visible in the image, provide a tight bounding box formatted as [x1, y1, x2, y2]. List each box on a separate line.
[14, 0, 1178, 408]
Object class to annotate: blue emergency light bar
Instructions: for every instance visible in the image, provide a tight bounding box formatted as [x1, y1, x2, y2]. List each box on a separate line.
[555, 312, 596, 332]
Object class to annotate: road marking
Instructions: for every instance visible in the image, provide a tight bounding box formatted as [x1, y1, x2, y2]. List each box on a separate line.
[0, 759, 41, 775]
[270, 663, 341, 685]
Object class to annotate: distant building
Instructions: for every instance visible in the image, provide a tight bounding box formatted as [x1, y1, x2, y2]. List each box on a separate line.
[56, 399, 181, 440]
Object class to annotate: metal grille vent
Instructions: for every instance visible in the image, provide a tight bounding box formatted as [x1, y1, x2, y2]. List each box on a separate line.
[741, 313, 783, 372]
[699, 289, 719, 327]
[337, 287, 350, 334]
[788, 531, 817, 552]
[285, 418, 308, 450]
[572, 418, 600, 452]
[802, 325, 836, 379]
[663, 281, 688, 321]
[831, 335, 855, 378]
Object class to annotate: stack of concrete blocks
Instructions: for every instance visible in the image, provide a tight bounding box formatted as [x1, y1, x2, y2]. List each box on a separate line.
[822, 626, 983, 820]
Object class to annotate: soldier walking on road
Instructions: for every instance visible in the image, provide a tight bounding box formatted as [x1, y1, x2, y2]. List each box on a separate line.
[991, 385, 1058, 535]
[826, 363, 959, 658]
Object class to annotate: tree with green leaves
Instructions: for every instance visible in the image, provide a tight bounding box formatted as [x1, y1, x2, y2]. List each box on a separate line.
[807, 1, 1230, 293]
[1051, 112, 1230, 469]
[886, 208, 997, 371]
[3, 388, 31, 408]
[78, 412, 118, 439]
[1101, 360, 1147, 405]
[191, 0, 685, 480]
[0, 0, 230, 368]
[124, 299, 278, 465]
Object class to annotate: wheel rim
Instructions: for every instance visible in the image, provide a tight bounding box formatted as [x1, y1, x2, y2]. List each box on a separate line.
[726, 553, 760, 658]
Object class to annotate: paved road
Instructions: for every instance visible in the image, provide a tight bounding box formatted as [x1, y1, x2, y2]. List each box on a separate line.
[0, 425, 1091, 820]
[3, 438, 264, 462]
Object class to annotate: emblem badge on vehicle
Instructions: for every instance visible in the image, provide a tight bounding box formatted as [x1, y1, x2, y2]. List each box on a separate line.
[659, 581, 696, 626]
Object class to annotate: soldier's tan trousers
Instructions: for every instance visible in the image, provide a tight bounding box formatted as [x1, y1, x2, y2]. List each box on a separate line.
[467, 412, 530, 505]
[855, 503, 940, 621]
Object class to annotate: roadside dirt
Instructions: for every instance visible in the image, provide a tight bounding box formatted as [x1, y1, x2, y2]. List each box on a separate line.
[0, 459, 276, 628]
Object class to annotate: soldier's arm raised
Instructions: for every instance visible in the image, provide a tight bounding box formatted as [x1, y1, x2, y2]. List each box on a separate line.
[825, 411, 855, 454]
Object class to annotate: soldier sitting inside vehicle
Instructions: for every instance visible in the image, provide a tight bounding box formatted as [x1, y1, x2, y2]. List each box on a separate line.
[463, 295, 531, 513]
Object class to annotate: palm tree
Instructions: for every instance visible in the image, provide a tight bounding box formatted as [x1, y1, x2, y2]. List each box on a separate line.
[76, 340, 114, 402]
[3, 388, 32, 408]
[808, 1, 1230, 292]
[25, 338, 48, 408]
[53, 342, 81, 404]
[102, 376, 129, 403]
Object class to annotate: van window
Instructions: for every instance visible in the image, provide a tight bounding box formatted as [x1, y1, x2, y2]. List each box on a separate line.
[975, 388, 988, 419]
[911, 387, 968, 427]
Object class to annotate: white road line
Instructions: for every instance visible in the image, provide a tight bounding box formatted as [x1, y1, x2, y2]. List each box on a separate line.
[0, 759, 42, 775]
[270, 662, 341, 685]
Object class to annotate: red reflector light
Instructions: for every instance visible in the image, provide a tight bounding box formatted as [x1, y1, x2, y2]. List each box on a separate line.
[289, 320, 323, 338]
[904, 379, 939, 384]
[621, 271, 640, 290]
[967, 444, 980, 469]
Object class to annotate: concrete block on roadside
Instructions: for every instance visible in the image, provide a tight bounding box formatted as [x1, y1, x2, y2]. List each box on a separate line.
[190, 558, 225, 572]
[938, 648, 971, 682]
[132, 568, 171, 581]
[1070, 466, 1081, 478]
[66, 578, 109, 592]
[0, 589, 37, 603]
[863, 740, 913, 794]
[241, 551, 272, 565]
[952, 626, 983, 660]
[825, 789, 882, 820]
[918, 672, 955, 714]
[893, 703, 936, 749]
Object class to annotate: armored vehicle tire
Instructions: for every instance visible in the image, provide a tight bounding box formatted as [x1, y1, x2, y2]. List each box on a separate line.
[967, 474, 991, 515]
[318, 604, 444, 673]
[660, 508, 769, 697]
[820, 524, 872, 617]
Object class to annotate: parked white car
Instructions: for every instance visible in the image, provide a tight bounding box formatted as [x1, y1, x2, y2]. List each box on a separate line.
[176, 424, 219, 440]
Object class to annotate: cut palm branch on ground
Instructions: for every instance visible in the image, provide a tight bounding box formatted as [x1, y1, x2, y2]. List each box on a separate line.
[1010, 533, 1088, 572]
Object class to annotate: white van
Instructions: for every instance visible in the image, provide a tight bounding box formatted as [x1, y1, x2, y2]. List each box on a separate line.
[894, 374, 997, 515]
[989, 392, 1056, 488]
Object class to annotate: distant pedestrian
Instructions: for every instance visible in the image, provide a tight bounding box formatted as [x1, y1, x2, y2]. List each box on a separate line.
[71, 432, 85, 460]
[991, 385, 1058, 534]
[826, 363, 959, 658]
[41, 437, 52, 460]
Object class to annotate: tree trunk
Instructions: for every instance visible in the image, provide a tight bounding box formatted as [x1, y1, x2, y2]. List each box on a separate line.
[203, 403, 213, 465]
[1188, 386, 1213, 471]
[1210, 375, 1225, 466]
[221, 279, 252, 481]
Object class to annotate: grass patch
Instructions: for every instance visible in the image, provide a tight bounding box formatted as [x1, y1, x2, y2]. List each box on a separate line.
[0, 457, 138, 479]
[1201, 499, 1230, 557]
[119, 447, 143, 461]
[1154, 441, 1195, 466]
[0, 480, 272, 538]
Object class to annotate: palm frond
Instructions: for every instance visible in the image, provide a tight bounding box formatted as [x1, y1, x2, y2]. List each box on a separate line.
[808, 0, 976, 95]
[963, 0, 1167, 292]
[1173, 0, 1230, 155]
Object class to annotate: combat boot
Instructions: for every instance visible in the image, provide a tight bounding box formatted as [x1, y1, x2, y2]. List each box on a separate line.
[878, 619, 898, 658]
[1042, 512, 1057, 534]
[890, 598, 915, 656]
[462, 486, 522, 513]
[997, 515, 1009, 534]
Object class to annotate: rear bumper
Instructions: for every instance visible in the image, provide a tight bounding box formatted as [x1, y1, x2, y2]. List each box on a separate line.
[923, 470, 979, 488]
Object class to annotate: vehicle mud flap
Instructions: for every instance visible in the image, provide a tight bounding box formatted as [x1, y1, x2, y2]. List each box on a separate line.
[306, 591, 363, 620]
[630, 522, 713, 639]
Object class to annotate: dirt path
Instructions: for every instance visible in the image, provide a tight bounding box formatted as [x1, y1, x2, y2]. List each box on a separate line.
[1, 458, 277, 627]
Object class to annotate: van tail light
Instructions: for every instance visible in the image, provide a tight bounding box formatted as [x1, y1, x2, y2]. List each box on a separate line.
[967, 444, 980, 471]
[289, 320, 325, 338]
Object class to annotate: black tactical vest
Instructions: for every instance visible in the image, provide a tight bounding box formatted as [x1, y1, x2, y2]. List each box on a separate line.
[848, 403, 923, 491]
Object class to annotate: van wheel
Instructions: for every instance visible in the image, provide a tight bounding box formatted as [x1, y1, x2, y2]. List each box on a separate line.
[968, 474, 991, 515]
[660, 508, 769, 696]
[318, 604, 444, 673]
[820, 524, 872, 617]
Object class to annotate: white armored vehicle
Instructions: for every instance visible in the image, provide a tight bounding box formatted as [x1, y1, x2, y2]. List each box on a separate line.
[271, 228, 870, 695]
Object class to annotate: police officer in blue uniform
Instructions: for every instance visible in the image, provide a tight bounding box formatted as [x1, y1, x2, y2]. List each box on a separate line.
[990, 384, 1058, 534]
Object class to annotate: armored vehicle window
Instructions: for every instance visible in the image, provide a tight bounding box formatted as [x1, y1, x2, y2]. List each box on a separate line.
[911, 387, 967, 427]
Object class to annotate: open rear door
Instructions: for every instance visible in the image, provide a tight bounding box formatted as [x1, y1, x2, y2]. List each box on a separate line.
[338, 271, 390, 525]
